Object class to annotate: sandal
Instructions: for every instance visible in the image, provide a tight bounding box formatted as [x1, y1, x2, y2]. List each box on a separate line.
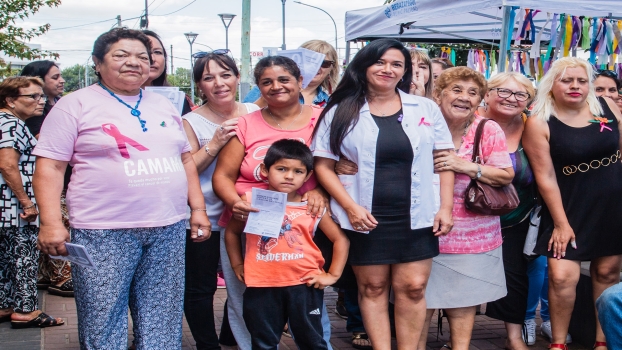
[11, 312, 64, 329]
[594, 341, 607, 349]
[48, 279, 74, 297]
[442, 345, 452, 349]
[0, 314, 10, 323]
[352, 332, 372, 350]
[548, 344, 568, 350]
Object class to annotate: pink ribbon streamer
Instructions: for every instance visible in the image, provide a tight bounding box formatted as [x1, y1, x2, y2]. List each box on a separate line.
[419, 117, 431, 126]
[600, 122, 613, 132]
[102, 123, 149, 159]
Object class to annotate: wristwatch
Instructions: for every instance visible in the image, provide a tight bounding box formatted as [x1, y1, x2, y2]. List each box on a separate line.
[475, 164, 482, 179]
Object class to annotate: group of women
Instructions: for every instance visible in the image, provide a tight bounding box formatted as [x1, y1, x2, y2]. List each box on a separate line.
[0, 25, 620, 350]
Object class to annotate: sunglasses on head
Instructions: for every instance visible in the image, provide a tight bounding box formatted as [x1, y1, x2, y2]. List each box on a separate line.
[192, 49, 230, 59]
[597, 69, 619, 79]
[320, 60, 335, 69]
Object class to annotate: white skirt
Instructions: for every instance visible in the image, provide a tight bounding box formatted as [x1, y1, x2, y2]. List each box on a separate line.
[425, 246, 506, 309]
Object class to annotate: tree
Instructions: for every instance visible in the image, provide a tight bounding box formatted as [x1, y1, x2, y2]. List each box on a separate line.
[0, 0, 61, 77]
[61, 64, 97, 93]
[167, 67, 193, 97]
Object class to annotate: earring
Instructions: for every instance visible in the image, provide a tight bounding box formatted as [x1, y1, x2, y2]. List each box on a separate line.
[400, 77, 404, 82]
[484, 103, 488, 112]
[9, 105, 15, 109]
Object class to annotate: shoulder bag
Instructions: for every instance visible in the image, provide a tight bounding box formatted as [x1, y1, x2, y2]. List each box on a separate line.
[464, 118, 520, 215]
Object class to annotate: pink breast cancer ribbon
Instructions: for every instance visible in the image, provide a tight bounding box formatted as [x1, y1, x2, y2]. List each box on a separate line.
[102, 123, 149, 159]
[419, 117, 431, 126]
[600, 122, 612, 132]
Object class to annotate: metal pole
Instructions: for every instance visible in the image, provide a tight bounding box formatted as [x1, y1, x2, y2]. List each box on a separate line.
[293, 2, 337, 54]
[281, 0, 286, 50]
[345, 41, 351, 65]
[117, 15, 122, 28]
[225, 28, 229, 50]
[189, 43, 194, 103]
[498, 6, 512, 73]
[241, 0, 252, 101]
[144, 0, 149, 29]
[170, 45, 174, 74]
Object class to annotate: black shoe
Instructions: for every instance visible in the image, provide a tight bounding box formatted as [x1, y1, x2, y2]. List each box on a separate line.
[334, 294, 348, 319]
[48, 279, 74, 297]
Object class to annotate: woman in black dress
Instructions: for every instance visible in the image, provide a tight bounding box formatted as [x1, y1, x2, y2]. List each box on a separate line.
[523, 57, 622, 350]
[312, 39, 455, 350]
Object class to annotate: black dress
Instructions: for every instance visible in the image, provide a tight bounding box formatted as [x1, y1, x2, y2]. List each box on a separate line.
[535, 98, 622, 260]
[346, 109, 439, 265]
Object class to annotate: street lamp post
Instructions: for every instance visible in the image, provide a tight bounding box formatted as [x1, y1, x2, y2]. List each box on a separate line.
[218, 13, 236, 50]
[293, 1, 337, 54]
[281, 0, 286, 50]
[184, 32, 198, 103]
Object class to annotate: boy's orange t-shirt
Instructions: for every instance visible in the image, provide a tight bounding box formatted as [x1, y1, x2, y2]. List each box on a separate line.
[243, 202, 325, 288]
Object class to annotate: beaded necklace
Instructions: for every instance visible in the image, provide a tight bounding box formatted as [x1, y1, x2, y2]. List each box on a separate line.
[98, 82, 147, 132]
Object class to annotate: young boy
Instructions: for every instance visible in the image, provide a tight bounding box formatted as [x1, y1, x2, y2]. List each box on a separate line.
[225, 139, 349, 350]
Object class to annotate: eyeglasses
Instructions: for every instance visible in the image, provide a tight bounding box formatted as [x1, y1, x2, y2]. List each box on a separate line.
[320, 60, 335, 69]
[17, 93, 47, 102]
[490, 88, 530, 101]
[192, 49, 230, 59]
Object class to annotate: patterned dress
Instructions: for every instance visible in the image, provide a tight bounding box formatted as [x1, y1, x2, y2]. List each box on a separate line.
[0, 111, 39, 313]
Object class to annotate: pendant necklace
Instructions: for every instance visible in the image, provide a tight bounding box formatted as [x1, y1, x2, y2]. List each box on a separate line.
[455, 118, 472, 153]
[207, 103, 240, 121]
[98, 82, 147, 132]
[267, 105, 304, 130]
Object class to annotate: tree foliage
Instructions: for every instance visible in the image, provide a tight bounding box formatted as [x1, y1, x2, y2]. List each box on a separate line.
[61, 64, 97, 93]
[0, 0, 61, 76]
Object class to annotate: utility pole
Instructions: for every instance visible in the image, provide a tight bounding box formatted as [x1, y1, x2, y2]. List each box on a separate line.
[281, 0, 286, 50]
[170, 45, 174, 74]
[241, 0, 251, 101]
[144, 0, 149, 28]
[116, 15, 122, 28]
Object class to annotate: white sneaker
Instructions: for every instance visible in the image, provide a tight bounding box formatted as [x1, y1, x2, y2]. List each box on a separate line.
[541, 320, 573, 344]
[523, 319, 536, 346]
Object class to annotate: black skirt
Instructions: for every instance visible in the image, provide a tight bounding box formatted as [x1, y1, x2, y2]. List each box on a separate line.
[346, 217, 439, 266]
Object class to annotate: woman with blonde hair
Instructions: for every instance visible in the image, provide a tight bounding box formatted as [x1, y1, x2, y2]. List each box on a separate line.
[523, 57, 622, 350]
[243, 39, 338, 107]
[479, 72, 536, 350]
[409, 49, 434, 99]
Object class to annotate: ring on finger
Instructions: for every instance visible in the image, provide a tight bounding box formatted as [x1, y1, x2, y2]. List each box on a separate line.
[220, 126, 224, 131]
[444, 162, 448, 167]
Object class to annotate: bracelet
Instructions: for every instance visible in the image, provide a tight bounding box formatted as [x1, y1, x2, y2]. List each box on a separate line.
[23, 203, 36, 210]
[191, 208, 208, 212]
[205, 146, 217, 157]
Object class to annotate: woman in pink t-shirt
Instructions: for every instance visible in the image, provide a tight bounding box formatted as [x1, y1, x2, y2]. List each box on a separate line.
[212, 56, 328, 349]
[32, 28, 210, 349]
[420, 67, 515, 350]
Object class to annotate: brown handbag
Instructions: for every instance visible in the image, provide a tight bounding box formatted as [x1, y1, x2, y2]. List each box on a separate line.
[464, 118, 520, 216]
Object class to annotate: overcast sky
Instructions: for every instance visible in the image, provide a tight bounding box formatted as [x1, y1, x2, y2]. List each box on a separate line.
[21, 0, 382, 69]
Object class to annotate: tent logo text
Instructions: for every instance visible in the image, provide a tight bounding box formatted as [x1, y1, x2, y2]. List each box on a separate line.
[384, 0, 418, 18]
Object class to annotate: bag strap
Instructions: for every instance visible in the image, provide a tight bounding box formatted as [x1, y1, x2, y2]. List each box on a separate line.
[471, 118, 490, 164]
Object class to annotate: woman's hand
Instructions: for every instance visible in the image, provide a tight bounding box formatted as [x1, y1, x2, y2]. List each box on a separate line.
[433, 150, 476, 175]
[335, 158, 358, 175]
[548, 223, 577, 259]
[433, 207, 453, 236]
[189, 211, 212, 242]
[232, 199, 259, 222]
[37, 224, 70, 256]
[301, 187, 329, 217]
[20, 203, 39, 222]
[301, 272, 338, 289]
[409, 67, 426, 96]
[210, 118, 239, 153]
[345, 204, 378, 231]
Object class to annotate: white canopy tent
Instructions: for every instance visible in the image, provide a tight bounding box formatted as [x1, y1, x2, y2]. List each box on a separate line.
[344, 0, 622, 70]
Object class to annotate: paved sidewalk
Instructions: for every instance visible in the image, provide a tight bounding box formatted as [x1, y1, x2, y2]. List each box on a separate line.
[0, 288, 589, 349]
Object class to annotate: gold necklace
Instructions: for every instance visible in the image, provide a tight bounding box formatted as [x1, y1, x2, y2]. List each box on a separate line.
[267, 105, 304, 130]
[369, 97, 398, 116]
[207, 103, 240, 120]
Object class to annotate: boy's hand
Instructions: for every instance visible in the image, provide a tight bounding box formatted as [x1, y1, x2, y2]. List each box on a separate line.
[232, 264, 245, 283]
[301, 272, 338, 289]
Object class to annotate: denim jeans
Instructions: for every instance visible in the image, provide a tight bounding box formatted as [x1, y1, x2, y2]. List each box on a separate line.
[525, 255, 549, 321]
[184, 230, 221, 350]
[596, 282, 622, 348]
[344, 287, 365, 333]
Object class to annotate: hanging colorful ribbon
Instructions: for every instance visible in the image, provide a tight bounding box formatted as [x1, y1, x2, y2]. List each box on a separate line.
[580, 17, 591, 49]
